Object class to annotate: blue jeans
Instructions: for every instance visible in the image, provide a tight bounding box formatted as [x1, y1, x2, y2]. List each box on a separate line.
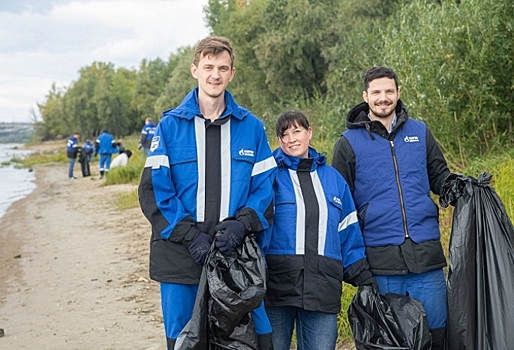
[267, 306, 338, 350]
[374, 268, 447, 329]
[68, 158, 76, 178]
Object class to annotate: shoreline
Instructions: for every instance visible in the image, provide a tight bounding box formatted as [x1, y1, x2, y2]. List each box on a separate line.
[0, 143, 37, 220]
[0, 158, 163, 349]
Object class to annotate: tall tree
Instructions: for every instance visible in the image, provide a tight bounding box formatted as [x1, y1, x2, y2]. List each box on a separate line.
[36, 83, 67, 139]
[381, 0, 514, 164]
[132, 57, 172, 123]
[206, 0, 276, 116]
[155, 47, 198, 114]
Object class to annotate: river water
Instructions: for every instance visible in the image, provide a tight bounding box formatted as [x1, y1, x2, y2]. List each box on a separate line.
[0, 143, 36, 221]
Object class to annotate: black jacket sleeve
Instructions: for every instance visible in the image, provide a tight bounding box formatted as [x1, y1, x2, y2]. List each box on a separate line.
[425, 127, 451, 195]
[331, 136, 356, 193]
[344, 257, 373, 286]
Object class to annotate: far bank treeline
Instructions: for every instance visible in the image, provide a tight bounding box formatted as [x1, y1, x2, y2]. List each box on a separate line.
[36, 0, 513, 170]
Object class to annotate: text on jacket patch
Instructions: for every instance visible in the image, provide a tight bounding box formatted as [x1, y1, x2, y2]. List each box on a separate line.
[404, 135, 419, 143]
[239, 149, 255, 157]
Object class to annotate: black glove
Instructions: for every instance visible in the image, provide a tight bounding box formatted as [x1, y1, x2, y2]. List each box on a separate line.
[215, 220, 248, 256]
[187, 232, 213, 265]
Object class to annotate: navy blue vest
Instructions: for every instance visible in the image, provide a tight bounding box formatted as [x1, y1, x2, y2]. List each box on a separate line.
[343, 119, 441, 246]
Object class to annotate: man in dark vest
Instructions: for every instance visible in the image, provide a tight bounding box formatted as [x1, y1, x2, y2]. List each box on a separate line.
[332, 66, 451, 350]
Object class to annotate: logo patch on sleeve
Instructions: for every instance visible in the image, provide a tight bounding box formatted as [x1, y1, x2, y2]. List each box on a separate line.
[150, 136, 160, 152]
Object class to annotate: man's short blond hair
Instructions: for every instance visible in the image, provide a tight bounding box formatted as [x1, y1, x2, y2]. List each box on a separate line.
[193, 36, 235, 68]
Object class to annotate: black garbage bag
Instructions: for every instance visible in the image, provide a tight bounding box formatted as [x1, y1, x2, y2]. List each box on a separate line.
[78, 150, 91, 177]
[175, 235, 266, 350]
[348, 285, 431, 350]
[175, 255, 210, 349]
[440, 172, 514, 350]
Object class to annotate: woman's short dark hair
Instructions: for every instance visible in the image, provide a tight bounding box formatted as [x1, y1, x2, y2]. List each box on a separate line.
[275, 110, 310, 138]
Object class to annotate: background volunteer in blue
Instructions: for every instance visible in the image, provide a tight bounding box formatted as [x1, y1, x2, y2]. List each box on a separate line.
[66, 132, 80, 179]
[138, 117, 156, 157]
[94, 129, 118, 179]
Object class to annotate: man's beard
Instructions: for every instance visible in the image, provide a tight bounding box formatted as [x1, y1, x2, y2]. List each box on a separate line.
[370, 102, 395, 119]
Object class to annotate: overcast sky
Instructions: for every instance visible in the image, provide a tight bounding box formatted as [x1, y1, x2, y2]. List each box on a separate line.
[0, 0, 210, 123]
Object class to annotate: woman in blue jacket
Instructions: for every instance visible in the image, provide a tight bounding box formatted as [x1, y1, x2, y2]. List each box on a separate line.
[261, 111, 374, 350]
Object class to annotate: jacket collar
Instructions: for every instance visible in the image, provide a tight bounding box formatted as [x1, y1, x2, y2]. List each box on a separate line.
[161, 87, 250, 121]
[273, 146, 326, 172]
[344, 100, 409, 139]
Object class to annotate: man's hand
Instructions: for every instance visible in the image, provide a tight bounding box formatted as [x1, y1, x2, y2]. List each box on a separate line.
[215, 220, 247, 256]
[187, 232, 213, 265]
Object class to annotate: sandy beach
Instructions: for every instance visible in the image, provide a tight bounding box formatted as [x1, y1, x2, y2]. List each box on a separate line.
[0, 143, 356, 350]
[0, 147, 163, 349]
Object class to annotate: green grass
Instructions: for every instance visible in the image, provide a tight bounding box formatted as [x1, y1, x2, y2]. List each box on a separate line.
[466, 152, 514, 218]
[103, 135, 145, 187]
[493, 158, 514, 217]
[338, 285, 358, 344]
[1, 148, 66, 168]
[104, 158, 144, 185]
[116, 188, 140, 210]
[23, 152, 67, 167]
[1, 156, 20, 168]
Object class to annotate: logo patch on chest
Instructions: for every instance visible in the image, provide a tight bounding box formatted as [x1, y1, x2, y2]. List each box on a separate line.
[404, 135, 419, 143]
[238, 148, 255, 157]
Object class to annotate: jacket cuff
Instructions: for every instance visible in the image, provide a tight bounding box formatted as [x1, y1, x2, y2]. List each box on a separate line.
[353, 269, 374, 286]
[236, 207, 267, 233]
[170, 216, 200, 246]
[344, 257, 372, 286]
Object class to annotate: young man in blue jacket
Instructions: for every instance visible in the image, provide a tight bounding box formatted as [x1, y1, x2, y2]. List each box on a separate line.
[332, 66, 451, 350]
[94, 129, 118, 178]
[82, 139, 94, 163]
[138, 117, 156, 157]
[66, 132, 80, 179]
[138, 36, 277, 350]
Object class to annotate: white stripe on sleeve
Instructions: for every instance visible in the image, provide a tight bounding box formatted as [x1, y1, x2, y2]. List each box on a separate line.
[338, 211, 358, 232]
[252, 155, 277, 177]
[145, 154, 170, 169]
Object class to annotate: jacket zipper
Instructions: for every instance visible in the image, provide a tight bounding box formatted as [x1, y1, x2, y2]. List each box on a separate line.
[390, 140, 409, 237]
